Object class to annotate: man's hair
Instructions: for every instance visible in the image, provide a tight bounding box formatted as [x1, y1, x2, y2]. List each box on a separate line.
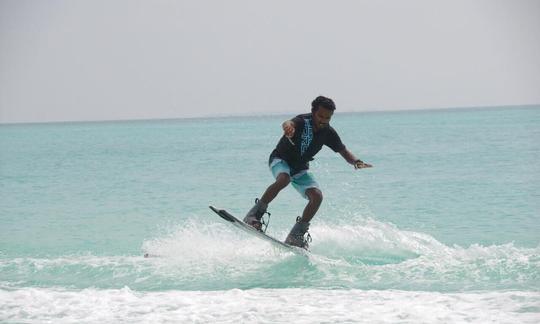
[311, 96, 336, 113]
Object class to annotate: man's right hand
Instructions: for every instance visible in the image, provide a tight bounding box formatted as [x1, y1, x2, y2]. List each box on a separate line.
[282, 120, 295, 138]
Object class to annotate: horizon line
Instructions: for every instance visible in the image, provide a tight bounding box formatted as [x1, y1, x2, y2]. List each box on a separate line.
[1, 103, 538, 126]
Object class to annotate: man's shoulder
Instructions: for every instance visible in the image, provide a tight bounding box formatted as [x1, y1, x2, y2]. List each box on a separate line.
[294, 113, 312, 120]
[326, 125, 340, 135]
[325, 125, 345, 151]
[322, 125, 343, 143]
[291, 113, 311, 126]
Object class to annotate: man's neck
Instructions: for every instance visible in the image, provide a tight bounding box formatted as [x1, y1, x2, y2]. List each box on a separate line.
[311, 118, 321, 133]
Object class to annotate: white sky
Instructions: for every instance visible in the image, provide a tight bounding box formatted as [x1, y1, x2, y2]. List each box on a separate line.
[1, 0, 539, 123]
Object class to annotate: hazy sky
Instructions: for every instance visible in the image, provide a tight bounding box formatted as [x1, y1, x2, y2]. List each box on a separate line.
[1, 0, 539, 123]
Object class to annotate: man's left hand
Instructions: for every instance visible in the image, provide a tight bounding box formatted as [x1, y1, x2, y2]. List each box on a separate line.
[354, 160, 372, 169]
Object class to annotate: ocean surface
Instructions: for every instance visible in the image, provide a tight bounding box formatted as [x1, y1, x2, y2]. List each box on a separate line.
[1, 106, 539, 323]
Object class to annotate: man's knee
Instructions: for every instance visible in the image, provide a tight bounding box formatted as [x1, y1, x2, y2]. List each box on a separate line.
[306, 188, 323, 204]
[274, 173, 291, 188]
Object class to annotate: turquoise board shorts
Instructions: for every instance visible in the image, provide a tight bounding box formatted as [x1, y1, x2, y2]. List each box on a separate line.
[269, 158, 320, 199]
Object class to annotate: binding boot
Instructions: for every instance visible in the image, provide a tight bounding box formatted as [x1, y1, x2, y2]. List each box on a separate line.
[285, 216, 312, 249]
[243, 198, 269, 232]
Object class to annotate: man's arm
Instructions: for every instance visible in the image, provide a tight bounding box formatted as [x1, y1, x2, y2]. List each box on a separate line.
[339, 148, 373, 169]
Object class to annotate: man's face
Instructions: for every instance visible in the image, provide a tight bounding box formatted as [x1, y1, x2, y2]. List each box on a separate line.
[313, 107, 333, 130]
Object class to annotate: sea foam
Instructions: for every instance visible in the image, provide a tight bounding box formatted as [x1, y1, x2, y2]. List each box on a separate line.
[1, 287, 539, 323]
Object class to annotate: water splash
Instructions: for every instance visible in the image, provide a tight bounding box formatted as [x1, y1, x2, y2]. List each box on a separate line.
[2, 216, 538, 292]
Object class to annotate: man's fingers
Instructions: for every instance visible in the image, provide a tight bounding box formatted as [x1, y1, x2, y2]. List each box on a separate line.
[285, 128, 295, 137]
[355, 162, 373, 169]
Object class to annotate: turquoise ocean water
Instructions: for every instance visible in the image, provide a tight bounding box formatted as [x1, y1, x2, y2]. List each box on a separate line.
[1, 106, 539, 322]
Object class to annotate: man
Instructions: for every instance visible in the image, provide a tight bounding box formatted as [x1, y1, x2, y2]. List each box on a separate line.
[243, 96, 372, 249]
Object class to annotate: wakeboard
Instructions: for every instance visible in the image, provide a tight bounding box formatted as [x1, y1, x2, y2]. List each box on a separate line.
[209, 206, 308, 255]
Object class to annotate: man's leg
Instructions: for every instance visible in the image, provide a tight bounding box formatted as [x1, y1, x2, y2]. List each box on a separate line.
[285, 183, 322, 249]
[260, 173, 290, 204]
[301, 188, 323, 223]
[244, 173, 290, 229]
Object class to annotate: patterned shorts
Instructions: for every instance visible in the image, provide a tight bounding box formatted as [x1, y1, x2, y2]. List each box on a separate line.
[269, 158, 320, 199]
